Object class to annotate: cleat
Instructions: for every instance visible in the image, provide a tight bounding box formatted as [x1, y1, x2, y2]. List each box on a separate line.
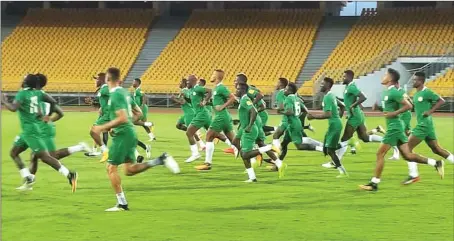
[244, 179, 257, 183]
[266, 164, 278, 172]
[402, 176, 420, 185]
[322, 161, 336, 169]
[224, 147, 234, 154]
[376, 125, 386, 134]
[162, 153, 180, 174]
[256, 154, 263, 167]
[234, 147, 240, 159]
[336, 166, 349, 178]
[99, 149, 109, 163]
[350, 148, 357, 155]
[388, 155, 399, 160]
[213, 138, 220, 144]
[348, 137, 361, 151]
[68, 172, 78, 193]
[145, 145, 151, 158]
[435, 160, 444, 179]
[185, 154, 200, 163]
[271, 145, 281, 155]
[136, 155, 144, 164]
[336, 173, 349, 178]
[307, 123, 315, 132]
[16, 176, 35, 191]
[195, 163, 211, 171]
[278, 162, 288, 179]
[84, 151, 101, 157]
[79, 142, 92, 153]
[359, 182, 378, 191]
[105, 204, 129, 212]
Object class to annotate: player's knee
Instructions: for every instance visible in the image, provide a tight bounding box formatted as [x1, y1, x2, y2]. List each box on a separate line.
[9, 149, 18, 159]
[400, 151, 413, 161]
[430, 146, 443, 156]
[376, 150, 386, 158]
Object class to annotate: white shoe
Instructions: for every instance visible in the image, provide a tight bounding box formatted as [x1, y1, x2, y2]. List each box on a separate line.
[79, 142, 92, 153]
[388, 156, 399, 160]
[144, 122, 153, 127]
[145, 145, 151, 158]
[105, 204, 129, 212]
[163, 155, 180, 174]
[307, 123, 315, 132]
[16, 176, 35, 191]
[233, 147, 239, 159]
[185, 154, 201, 163]
[244, 179, 257, 183]
[322, 161, 335, 169]
[84, 151, 101, 157]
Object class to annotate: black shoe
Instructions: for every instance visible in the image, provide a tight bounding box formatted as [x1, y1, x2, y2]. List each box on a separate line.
[137, 155, 144, 163]
[350, 149, 357, 154]
[105, 204, 129, 212]
[359, 182, 378, 191]
[67, 172, 78, 193]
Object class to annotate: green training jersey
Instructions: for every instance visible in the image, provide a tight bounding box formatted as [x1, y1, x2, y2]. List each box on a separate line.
[322, 91, 341, 122]
[343, 81, 364, 118]
[132, 87, 144, 106]
[190, 84, 208, 114]
[283, 94, 302, 124]
[37, 90, 56, 134]
[382, 86, 404, 131]
[246, 85, 266, 108]
[413, 87, 440, 127]
[14, 88, 42, 134]
[180, 88, 194, 115]
[397, 87, 412, 120]
[108, 87, 135, 134]
[97, 84, 110, 117]
[238, 95, 256, 128]
[276, 89, 286, 110]
[212, 83, 231, 115]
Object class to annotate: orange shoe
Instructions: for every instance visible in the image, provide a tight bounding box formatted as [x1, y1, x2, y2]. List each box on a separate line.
[195, 163, 212, 171]
[224, 147, 234, 154]
[256, 154, 263, 167]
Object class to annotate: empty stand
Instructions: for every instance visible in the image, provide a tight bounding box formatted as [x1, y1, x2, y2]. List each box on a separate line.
[140, 9, 322, 94]
[1, 8, 153, 92]
[299, 7, 454, 96]
[426, 68, 454, 97]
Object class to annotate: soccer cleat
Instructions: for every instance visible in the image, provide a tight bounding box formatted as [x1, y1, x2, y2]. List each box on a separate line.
[271, 145, 281, 155]
[233, 147, 240, 159]
[278, 162, 288, 178]
[350, 147, 357, 155]
[185, 154, 201, 163]
[348, 137, 361, 151]
[388, 155, 399, 160]
[322, 161, 336, 169]
[136, 155, 144, 164]
[244, 179, 257, 183]
[359, 182, 378, 191]
[307, 123, 315, 132]
[162, 153, 180, 174]
[105, 204, 129, 212]
[67, 172, 78, 193]
[435, 160, 445, 179]
[79, 142, 92, 153]
[224, 147, 235, 154]
[376, 125, 386, 134]
[195, 163, 211, 171]
[256, 154, 263, 167]
[16, 176, 35, 191]
[402, 176, 420, 185]
[84, 151, 101, 157]
[99, 149, 109, 163]
[145, 145, 151, 158]
[336, 172, 349, 178]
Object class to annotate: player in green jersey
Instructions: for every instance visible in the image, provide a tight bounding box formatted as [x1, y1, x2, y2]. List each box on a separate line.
[307, 78, 348, 177]
[198, 78, 214, 118]
[172, 78, 206, 150]
[132, 78, 156, 142]
[91, 67, 179, 211]
[402, 72, 454, 185]
[235, 83, 283, 181]
[359, 68, 444, 191]
[2, 74, 78, 192]
[196, 70, 238, 171]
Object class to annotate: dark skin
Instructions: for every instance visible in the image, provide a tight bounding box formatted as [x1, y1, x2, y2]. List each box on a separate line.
[90, 75, 108, 147]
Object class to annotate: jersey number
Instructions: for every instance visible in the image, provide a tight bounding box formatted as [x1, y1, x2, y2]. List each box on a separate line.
[126, 96, 133, 117]
[295, 101, 301, 116]
[30, 96, 39, 114]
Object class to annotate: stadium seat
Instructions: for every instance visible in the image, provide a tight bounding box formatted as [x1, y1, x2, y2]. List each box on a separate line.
[1, 8, 154, 92]
[300, 7, 454, 95]
[426, 68, 454, 97]
[140, 9, 323, 94]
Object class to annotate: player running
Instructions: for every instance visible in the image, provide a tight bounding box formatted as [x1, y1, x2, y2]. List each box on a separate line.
[359, 68, 444, 191]
[131, 78, 155, 143]
[307, 78, 348, 177]
[402, 72, 454, 185]
[196, 70, 237, 171]
[91, 67, 179, 211]
[2, 74, 78, 192]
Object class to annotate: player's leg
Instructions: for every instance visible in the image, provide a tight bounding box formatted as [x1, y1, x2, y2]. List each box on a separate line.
[359, 143, 392, 191]
[325, 147, 348, 177]
[427, 139, 454, 163]
[279, 131, 292, 160]
[272, 125, 286, 150]
[185, 124, 202, 163]
[398, 143, 444, 179]
[10, 138, 34, 190]
[240, 127, 259, 182]
[402, 134, 424, 184]
[136, 140, 151, 158]
[357, 124, 383, 143]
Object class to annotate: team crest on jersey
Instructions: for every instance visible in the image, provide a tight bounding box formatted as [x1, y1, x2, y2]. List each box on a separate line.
[248, 89, 255, 94]
[321, 102, 325, 107]
[246, 101, 253, 106]
[97, 92, 101, 97]
[384, 96, 389, 101]
[192, 92, 196, 96]
[213, 91, 217, 96]
[108, 99, 111, 105]
[418, 96, 423, 102]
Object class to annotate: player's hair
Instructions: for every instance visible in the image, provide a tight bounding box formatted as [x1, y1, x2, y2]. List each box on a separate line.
[414, 71, 426, 81]
[215, 69, 224, 74]
[387, 68, 400, 83]
[236, 73, 248, 83]
[134, 78, 141, 85]
[24, 74, 38, 88]
[279, 77, 289, 87]
[199, 79, 206, 85]
[107, 67, 121, 81]
[35, 73, 48, 88]
[237, 82, 248, 92]
[344, 70, 354, 79]
[287, 82, 298, 94]
[323, 77, 334, 88]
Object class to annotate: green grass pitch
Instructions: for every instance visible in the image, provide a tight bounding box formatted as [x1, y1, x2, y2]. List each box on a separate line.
[2, 110, 453, 241]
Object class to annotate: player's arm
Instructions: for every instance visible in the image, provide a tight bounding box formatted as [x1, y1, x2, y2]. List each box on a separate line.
[42, 92, 64, 121]
[245, 107, 258, 133]
[253, 91, 264, 105]
[308, 110, 331, 120]
[336, 99, 345, 118]
[99, 109, 128, 132]
[351, 92, 367, 109]
[277, 101, 285, 114]
[385, 98, 412, 119]
[202, 88, 212, 106]
[256, 100, 266, 113]
[171, 95, 186, 105]
[215, 93, 236, 111]
[1, 94, 20, 112]
[424, 95, 445, 117]
[132, 105, 143, 121]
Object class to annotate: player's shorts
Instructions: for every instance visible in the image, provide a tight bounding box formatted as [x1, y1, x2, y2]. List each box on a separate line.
[278, 116, 289, 131]
[140, 105, 148, 121]
[324, 119, 342, 149]
[94, 115, 110, 126]
[286, 120, 303, 145]
[240, 125, 259, 153]
[258, 111, 268, 126]
[346, 112, 365, 129]
[401, 118, 411, 132]
[40, 123, 57, 152]
[382, 129, 408, 146]
[14, 133, 47, 153]
[411, 123, 437, 143]
[190, 111, 212, 130]
[107, 129, 138, 166]
[210, 113, 233, 133]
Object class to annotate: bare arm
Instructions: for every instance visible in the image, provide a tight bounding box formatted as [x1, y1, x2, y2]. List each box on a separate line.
[203, 88, 212, 105]
[351, 92, 367, 109]
[256, 101, 266, 113]
[424, 97, 445, 117]
[253, 92, 264, 105]
[216, 93, 236, 111]
[385, 98, 412, 119]
[1, 94, 20, 112]
[308, 111, 332, 120]
[171, 95, 186, 105]
[99, 109, 128, 132]
[337, 99, 345, 118]
[245, 108, 257, 133]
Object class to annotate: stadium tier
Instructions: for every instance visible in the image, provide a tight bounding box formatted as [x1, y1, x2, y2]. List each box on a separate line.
[1, 8, 153, 92]
[426, 68, 454, 97]
[140, 9, 323, 94]
[299, 7, 454, 96]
